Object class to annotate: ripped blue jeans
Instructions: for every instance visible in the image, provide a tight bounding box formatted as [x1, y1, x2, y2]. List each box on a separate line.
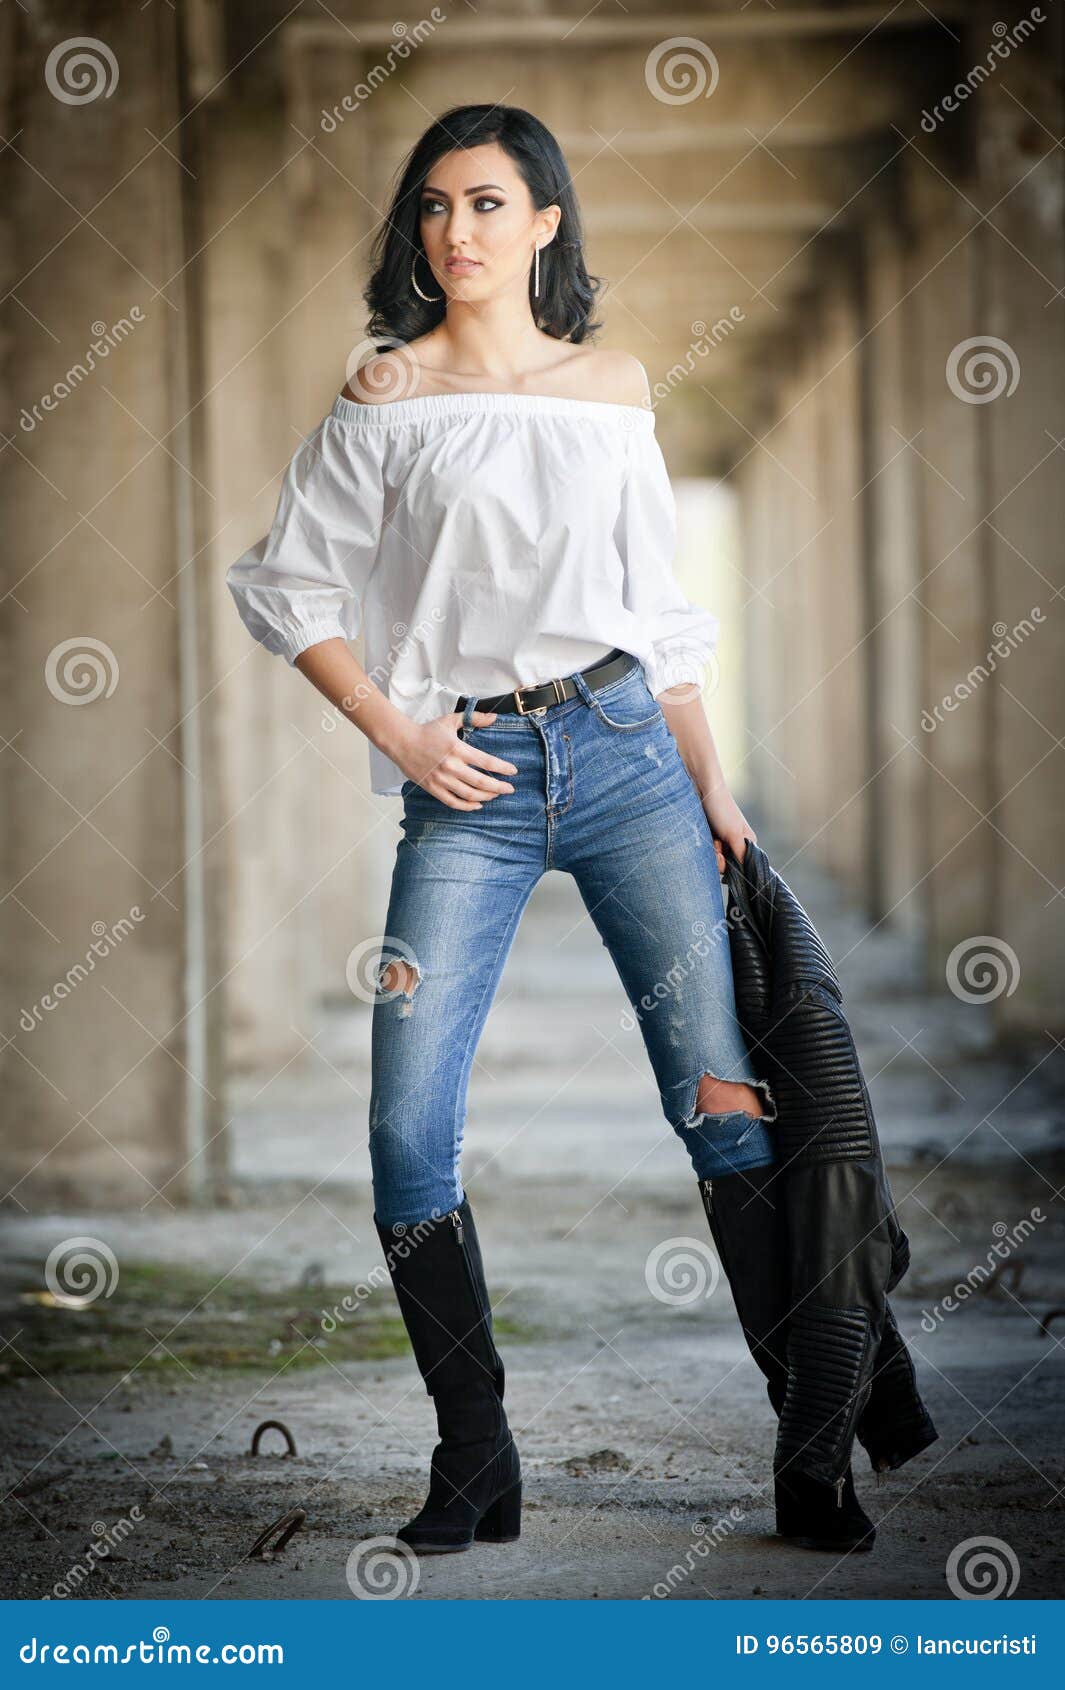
[369, 654, 776, 1226]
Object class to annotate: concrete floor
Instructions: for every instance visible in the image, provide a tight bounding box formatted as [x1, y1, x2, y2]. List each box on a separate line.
[2, 839, 1063, 1600]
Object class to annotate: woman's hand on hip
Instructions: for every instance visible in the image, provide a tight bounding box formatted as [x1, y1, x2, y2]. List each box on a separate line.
[393, 711, 518, 810]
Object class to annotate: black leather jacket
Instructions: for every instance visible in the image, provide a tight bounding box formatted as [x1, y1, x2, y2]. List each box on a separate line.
[724, 841, 937, 1485]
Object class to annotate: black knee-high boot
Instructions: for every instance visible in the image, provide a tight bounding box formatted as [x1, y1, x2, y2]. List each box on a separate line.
[699, 1166, 876, 1552]
[375, 1197, 522, 1553]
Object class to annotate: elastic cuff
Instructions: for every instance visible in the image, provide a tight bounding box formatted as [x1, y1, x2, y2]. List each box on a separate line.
[279, 620, 350, 664]
[644, 629, 721, 698]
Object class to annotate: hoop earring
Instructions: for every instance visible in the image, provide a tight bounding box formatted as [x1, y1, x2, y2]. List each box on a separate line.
[533, 242, 540, 297]
[411, 253, 441, 302]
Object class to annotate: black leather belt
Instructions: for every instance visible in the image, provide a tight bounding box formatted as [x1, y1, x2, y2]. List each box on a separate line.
[455, 648, 636, 716]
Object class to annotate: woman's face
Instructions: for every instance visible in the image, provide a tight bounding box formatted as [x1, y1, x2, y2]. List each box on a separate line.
[417, 141, 558, 302]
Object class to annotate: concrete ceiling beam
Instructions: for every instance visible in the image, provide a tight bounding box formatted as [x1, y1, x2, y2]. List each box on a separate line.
[285, 6, 965, 51]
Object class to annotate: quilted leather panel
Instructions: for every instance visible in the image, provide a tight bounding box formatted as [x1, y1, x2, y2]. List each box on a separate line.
[726, 908, 773, 1047]
[770, 887, 840, 996]
[767, 990, 874, 1162]
[777, 1305, 874, 1480]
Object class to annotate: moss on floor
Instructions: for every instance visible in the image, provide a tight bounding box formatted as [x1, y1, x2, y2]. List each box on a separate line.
[0, 1258, 528, 1381]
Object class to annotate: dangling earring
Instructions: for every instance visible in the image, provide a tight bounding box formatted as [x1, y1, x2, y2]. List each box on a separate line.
[411, 253, 441, 302]
[533, 242, 540, 297]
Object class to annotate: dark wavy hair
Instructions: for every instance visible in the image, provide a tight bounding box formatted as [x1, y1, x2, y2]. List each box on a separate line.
[363, 104, 604, 348]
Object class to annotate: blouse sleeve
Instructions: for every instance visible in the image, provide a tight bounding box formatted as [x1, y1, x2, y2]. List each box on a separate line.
[225, 417, 384, 665]
[614, 422, 720, 698]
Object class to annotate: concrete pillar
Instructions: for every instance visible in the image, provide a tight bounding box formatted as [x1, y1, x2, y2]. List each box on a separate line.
[809, 265, 870, 898]
[0, 1, 221, 1206]
[904, 164, 1000, 984]
[862, 196, 926, 933]
[974, 2, 1065, 1039]
[746, 279, 869, 897]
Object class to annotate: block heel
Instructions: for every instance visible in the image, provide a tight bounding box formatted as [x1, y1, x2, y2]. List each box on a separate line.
[474, 1479, 522, 1542]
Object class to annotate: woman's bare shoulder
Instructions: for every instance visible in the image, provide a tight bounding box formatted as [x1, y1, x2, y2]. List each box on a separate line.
[341, 348, 427, 406]
[567, 347, 651, 408]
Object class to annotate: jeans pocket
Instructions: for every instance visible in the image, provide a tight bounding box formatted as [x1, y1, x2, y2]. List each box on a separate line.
[589, 668, 664, 732]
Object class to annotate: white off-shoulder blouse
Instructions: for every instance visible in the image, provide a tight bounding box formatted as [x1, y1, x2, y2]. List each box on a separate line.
[225, 390, 719, 796]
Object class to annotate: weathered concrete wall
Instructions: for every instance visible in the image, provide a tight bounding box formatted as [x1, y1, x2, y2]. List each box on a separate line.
[863, 197, 926, 933]
[977, 17, 1065, 1038]
[738, 4, 1063, 1039]
[0, 1, 222, 1206]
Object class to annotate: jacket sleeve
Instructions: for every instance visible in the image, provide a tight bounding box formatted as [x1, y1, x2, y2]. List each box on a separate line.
[225, 417, 385, 665]
[613, 422, 720, 697]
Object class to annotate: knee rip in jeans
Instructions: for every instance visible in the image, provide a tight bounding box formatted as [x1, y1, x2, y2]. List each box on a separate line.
[683, 1071, 777, 1131]
[376, 958, 421, 1018]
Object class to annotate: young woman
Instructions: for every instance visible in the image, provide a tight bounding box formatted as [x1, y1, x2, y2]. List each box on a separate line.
[226, 103, 848, 1560]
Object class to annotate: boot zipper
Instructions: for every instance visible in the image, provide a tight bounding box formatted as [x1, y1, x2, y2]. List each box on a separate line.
[700, 1177, 736, 1300]
[450, 1206, 493, 1336]
[835, 1475, 845, 1507]
[448, 1204, 505, 1426]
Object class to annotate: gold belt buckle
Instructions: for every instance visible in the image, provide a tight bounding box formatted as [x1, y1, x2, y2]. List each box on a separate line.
[514, 676, 565, 714]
